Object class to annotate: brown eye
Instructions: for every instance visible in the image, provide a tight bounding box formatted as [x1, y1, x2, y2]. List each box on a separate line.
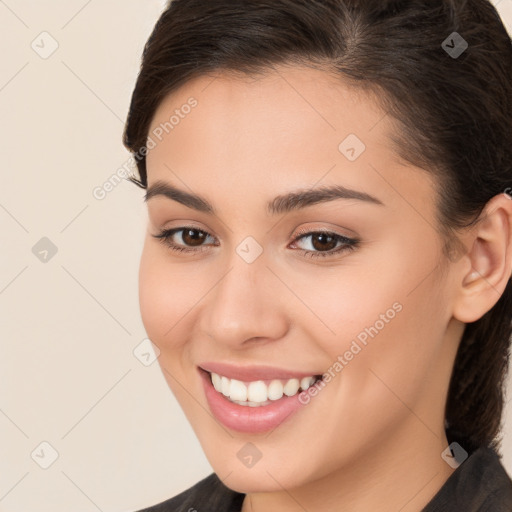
[152, 227, 216, 253]
[291, 230, 359, 259]
[182, 229, 208, 246]
[310, 233, 338, 252]
[152, 226, 358, 259]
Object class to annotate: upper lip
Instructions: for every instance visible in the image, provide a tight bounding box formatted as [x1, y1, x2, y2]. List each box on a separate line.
[199, 362, 322, 382]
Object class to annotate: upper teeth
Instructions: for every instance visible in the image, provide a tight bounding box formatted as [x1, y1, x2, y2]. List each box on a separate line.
[210, 372, 318, 406]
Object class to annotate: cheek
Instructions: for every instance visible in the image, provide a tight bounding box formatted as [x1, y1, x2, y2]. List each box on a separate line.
[341, 283, 449, 429]
[138, 244, 202, 403]
[292, 245, 449, 400]
[138, 242, 197, 349]
[138, 247, 167, 342]
[281, 259, 408, 359]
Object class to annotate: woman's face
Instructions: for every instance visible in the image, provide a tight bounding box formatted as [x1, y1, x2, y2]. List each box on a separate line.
[139, 65, 462, 492]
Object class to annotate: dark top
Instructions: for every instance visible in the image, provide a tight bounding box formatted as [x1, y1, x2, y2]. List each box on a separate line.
[136, 446, 512, 511]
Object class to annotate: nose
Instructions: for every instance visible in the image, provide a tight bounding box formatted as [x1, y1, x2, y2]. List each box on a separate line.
[197, 252, 289, 349]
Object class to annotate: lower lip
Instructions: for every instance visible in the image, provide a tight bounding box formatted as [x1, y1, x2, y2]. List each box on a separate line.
[199, 369, 309, 434]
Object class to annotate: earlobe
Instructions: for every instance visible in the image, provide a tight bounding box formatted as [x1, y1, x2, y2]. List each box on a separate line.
[452, 193, 512, 323]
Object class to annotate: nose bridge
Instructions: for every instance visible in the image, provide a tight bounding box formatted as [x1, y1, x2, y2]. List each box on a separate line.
[199, 245, 288, 346]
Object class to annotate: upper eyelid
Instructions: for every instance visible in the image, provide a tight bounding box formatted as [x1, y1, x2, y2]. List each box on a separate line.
[165, 226, 349, 236]
[163, 226, 355, 245]
[292, 226, 355, 239]
[154, 227, 359, 260]
[168, 226, 217, 243]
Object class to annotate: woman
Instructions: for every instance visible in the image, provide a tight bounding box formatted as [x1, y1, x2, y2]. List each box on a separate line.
[123, 0, 512, 510]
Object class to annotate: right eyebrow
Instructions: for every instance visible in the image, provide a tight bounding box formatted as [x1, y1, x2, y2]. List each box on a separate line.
[144, 181, 214, 214]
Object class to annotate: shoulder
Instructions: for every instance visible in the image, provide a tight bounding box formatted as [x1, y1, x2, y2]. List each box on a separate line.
[135, 473, 245, 512]
[477, 448, 512, 512]
[423, 446, 512, 511]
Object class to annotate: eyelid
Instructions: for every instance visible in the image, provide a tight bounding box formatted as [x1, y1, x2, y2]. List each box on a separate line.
[288, 228, 359, 254]
[155, 225, 354, 245]
[291, 225, 355, 240]
[288, 222, 359, 240]
[153, 224, 359, 259]
[157, 226, 217, 245]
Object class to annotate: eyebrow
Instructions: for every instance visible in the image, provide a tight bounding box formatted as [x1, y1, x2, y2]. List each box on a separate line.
[144, 180, 384, 215]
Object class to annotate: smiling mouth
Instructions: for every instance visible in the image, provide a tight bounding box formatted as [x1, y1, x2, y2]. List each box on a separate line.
[207, 371, 323, 407]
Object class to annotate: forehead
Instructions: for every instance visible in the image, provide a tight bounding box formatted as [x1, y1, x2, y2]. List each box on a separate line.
[145, 64, 435, 217]
[147, 64, 390, 158]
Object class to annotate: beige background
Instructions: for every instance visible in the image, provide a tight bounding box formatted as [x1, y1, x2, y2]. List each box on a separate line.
[1, 1, 511, 511]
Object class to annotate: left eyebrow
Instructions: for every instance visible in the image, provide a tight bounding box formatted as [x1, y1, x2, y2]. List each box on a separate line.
[143, 181, 384, 215]
[268, 184, 384, 215]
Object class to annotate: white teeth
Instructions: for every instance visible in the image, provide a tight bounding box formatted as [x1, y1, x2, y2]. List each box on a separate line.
[300, 376, 315, 391]
[210, 372, 319, 405]
[247, 380, 267, 402]
[267, 380, 284, 400]
[211, 373, 222, 392]
[221, 376, 230, 397]
[229, 379, 248, 401]
[231, 399, 270, 407]
[283, 378, 300, 396]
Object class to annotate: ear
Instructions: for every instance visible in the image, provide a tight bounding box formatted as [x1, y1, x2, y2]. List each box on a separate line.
[452, 192, 512, 323]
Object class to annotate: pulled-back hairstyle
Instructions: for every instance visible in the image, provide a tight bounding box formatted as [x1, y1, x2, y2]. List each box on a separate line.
[123, 0, 512, 456]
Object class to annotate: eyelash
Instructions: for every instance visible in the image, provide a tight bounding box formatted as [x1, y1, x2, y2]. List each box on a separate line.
[152, 226, 359, 259]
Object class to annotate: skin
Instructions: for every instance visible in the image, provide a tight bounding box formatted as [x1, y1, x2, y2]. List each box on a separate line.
[138, 64, 512, 512]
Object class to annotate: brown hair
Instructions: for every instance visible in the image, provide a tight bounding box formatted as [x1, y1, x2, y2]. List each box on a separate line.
[123, 0, 512, 456]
